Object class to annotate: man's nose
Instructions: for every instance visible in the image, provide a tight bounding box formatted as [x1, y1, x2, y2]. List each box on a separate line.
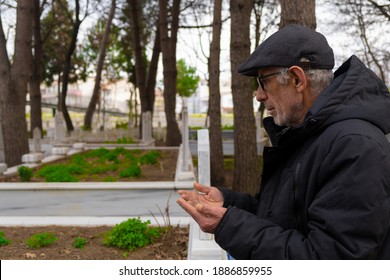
[255, 86, 267, 102]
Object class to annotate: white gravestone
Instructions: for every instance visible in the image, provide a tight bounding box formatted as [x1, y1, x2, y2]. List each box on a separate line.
[187, 128, 226, 260]
[182, 98, 190, 171]
[54, 112, 66, 142]
[197, 129, 213, 240]
[32, 127, 42, 153]
[141, 111, 153, 143]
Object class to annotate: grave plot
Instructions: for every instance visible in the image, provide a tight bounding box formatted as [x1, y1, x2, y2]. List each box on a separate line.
[0, 148, 178, 183]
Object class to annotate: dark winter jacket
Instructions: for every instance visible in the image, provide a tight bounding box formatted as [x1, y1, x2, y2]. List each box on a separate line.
[215, 55, 390, 259]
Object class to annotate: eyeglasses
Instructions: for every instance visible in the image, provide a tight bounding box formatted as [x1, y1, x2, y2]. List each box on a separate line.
[256, 71, 281, 91]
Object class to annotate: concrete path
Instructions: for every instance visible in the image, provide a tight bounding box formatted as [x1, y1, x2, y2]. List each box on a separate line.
[0, 189, 186, 217]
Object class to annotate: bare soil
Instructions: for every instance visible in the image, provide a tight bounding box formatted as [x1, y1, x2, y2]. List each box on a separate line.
[0, 225, 188, 260]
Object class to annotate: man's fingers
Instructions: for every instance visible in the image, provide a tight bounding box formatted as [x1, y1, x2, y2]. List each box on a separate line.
[177, 198, 200, 218]
[193, 182, 210, 194]
[177, 198, 208, 220]
[177, 191, 199, 206]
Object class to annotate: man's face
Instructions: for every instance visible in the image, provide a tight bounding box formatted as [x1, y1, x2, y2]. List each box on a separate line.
[255, 67, 305, 127]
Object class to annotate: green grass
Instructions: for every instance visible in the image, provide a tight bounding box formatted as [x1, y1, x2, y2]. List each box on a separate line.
[0, 231, 11, 246]
[18, 166, 34, 182]
[26, 233, 57, 249]
[34, 148, 163, 182]
[73, 237, 87, 249]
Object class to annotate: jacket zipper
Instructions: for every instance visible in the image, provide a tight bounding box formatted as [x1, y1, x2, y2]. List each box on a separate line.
[293, 163, 304, 232]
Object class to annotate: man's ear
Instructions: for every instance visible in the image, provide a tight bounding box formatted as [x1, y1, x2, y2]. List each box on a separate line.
[288, 66, 307, 92]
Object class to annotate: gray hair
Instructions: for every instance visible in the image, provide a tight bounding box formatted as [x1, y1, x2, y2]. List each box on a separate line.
[277, 67, 334, 96]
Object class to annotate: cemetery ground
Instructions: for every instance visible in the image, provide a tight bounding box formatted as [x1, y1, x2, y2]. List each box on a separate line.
[0, 224, 189, 260]
[0, 146, 235, 260]
[0, 148, 179, 183]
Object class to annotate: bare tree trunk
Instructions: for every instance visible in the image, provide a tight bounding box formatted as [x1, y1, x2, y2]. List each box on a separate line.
[84, 0, 116, 130]
[209, 0, 225, 187]
[279, 0, 316, 29]
[145, 22, 161, 115]
[253, 0, 265, 48]
[129, 0, 149, 137]
[0, 0, 33, 166]
[60, 0, 84, 132]
[159, 0, 182, 146]
[230, 0, 259, 195]
[130, 0, 148, 112]
[30, 0, 44, 136]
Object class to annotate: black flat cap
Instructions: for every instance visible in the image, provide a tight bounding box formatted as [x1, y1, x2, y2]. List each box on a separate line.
[238, 24, 334, 76]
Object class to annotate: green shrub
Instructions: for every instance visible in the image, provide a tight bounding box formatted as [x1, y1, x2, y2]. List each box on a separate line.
[105, 152, 119, 163]
[103, 218, 160, 251]
[0, 231, 11, 246]
[139, 151, 161, 165]
[73, 237, 87, 249]
[90, 166, 112, 174]
[31, 148, 164, 182]
[132, 149, 142, 154]
[26, 233, 57, 249]
[71, 154, 88, 167]
[36, 165, 79, 182]
[113, 147, 127, 156]
[103, 176, 117, 182]
[119, 165, 141, 178]
[18, 166, 33, 182]
[85, 148, 110, 158]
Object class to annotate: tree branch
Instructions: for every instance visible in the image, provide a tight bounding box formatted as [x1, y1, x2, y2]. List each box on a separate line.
[367, 0, 390, 21]
[179, 16, 230, 29]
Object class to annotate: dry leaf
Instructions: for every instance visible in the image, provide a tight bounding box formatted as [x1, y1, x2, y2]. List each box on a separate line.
[23, 253, 37, 259]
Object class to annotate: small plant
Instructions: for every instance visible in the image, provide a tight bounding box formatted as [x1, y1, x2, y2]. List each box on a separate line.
[139, 151, 161, 165]
[36, 165, 79, 182]
[103, 176, 117, 182]
[31, 147, 165, 182]
[71, 154, 88, 167]
[18, 166, 33, 182]
[85, 147, 110, 158]
[105, 153, 120, 163]
[0, 231, 11, 246]
[26, 233, 57, 249]
[73, 237, 87, 249]
[103, 218, 161, 251]
[119, 165, 141, 178]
